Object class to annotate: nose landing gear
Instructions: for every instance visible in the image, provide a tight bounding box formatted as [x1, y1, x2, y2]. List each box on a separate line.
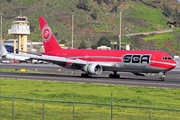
[159, 76, 165, 81]
[109, 71, 120, 78]
[159, 72, 166, 81]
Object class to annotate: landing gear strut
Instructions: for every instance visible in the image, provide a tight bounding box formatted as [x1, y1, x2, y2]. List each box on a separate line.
[109, 71, 120, 78]
[159, 72, 165, 81]
[81, 73, 91, 78]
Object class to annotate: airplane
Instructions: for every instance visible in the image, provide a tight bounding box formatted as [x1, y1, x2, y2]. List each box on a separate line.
[0, 44, 31, 62]
[0, 44, 45, 63]
[16, 17, 177, 81]
[0, 45, 49, 64]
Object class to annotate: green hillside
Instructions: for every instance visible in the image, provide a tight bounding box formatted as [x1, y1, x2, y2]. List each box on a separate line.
[0, 0, 180, 55]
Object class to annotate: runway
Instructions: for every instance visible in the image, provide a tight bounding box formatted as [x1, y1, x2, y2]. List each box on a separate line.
[0, 63, 180, 88]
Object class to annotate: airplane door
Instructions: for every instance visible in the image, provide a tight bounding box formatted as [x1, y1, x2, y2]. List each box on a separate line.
[151, 55, 156, 65]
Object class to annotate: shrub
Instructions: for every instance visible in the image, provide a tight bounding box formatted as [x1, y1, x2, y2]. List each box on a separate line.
[77, 0, 90, 11]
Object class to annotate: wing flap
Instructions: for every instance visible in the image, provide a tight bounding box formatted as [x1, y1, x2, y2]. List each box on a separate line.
[27, 54, 113, 67]
[29, 55, 87, 64]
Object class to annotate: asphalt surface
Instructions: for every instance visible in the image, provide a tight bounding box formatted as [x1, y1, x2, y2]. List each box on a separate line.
[0, 63, 180, 88]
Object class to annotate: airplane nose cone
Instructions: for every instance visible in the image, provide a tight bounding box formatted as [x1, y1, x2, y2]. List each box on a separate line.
[172, 60, 176, 69]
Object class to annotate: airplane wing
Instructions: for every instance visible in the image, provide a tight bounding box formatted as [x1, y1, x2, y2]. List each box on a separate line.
[25, 54, 113, 67]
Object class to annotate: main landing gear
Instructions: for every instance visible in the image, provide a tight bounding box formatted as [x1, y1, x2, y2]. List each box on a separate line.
[81, 73, 92, 78]
[109, 71, 120, 78]
[159, 72, 166, 81]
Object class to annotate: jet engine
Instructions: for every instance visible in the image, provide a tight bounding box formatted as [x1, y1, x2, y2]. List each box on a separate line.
[83, 64, 103, 75]
[133, 72, 150, 76]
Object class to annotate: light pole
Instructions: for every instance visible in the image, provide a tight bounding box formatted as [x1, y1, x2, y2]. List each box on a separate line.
[71, 12, 75, 49]
[0, 12, 2, 45]
[118, 9, 121, 50]
[0, 11, 2, 120]
[0, 11, 3, 56]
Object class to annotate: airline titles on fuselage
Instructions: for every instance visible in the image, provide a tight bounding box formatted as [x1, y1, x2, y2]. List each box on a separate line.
[123, 54, 151, 64]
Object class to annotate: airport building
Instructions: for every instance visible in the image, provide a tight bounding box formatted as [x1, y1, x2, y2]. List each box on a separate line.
[97, 46, 111, 50]
[3, 39, 70, 53]
[8, 15, 30, 54]
[174, 56, 180, 68]
[3, 39, 44, 53]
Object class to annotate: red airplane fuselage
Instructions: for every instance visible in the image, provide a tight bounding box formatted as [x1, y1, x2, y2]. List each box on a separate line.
[42, 49, 176, 73]
[38, 17, 176, 80]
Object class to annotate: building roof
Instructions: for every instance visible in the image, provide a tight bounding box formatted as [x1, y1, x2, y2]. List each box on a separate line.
[31, 42, 43, 45]
[15, 16, 27, 18]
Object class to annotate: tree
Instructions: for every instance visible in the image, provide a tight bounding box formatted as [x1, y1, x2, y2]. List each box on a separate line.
[94, 0, 114, 4]
[172, 8, 180, 26]
[94, 0, 103, 4]
[60, 40, 65, 44]
[54, 32, 58, 36]
[78, 40, 87, 49]
[111, 3, 118, 12]
[97, 37, 111, 47]
[162, 4, 173, 18]
[91, 10, 98, 20]
[92, 37, 111, 49]
[30, 23, 35, 32]
[77, 0, 90, 11]
[104, 0, 114, 4]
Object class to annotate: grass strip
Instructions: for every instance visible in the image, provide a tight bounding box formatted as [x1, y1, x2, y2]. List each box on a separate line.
[1, 78, 180, 119]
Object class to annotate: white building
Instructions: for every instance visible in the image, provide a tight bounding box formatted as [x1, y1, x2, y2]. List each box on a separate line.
[8, 16, 30, 54]
[97, 46, 111, 50]
[174, 56, 180, 67]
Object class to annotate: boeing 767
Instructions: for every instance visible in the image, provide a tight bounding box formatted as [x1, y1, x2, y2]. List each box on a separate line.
[10, 17, 178, 81]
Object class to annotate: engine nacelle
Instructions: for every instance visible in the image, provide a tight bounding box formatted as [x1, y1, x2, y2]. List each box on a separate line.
[83, 64, 103, 75]
[133, 72, 150, 76]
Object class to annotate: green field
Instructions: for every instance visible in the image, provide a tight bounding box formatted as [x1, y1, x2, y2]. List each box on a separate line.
[142, 27, 180, 52]
[1, 78, 180, 119]
[143, 32, 174, 42]
[128, 1, 169, 32]
[143, 32, 175, 50]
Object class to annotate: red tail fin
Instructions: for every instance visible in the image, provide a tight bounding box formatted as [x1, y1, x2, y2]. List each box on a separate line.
[38, 17, 62, 52]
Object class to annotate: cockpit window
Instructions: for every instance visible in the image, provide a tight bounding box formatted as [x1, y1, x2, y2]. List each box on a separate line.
[162, 57, 172, 60]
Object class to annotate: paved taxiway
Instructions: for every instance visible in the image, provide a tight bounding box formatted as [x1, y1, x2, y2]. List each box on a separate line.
[0, 63, 180, 88]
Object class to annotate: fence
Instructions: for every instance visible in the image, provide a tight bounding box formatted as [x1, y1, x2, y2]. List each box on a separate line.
[1, 94, 180, 120]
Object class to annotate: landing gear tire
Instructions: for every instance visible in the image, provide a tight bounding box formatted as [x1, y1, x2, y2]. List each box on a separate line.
[159, 77, 165, 81]
[81, 73, 91, 78]
[109, 72, 120, 78]
[81, 73, 85, 77]
[109, 74, 113, 78]
[159, 72, 166, 81]
[116, 74, 120, 78]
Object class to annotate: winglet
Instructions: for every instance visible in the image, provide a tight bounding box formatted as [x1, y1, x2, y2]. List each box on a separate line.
[38, 17, 62, 52]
